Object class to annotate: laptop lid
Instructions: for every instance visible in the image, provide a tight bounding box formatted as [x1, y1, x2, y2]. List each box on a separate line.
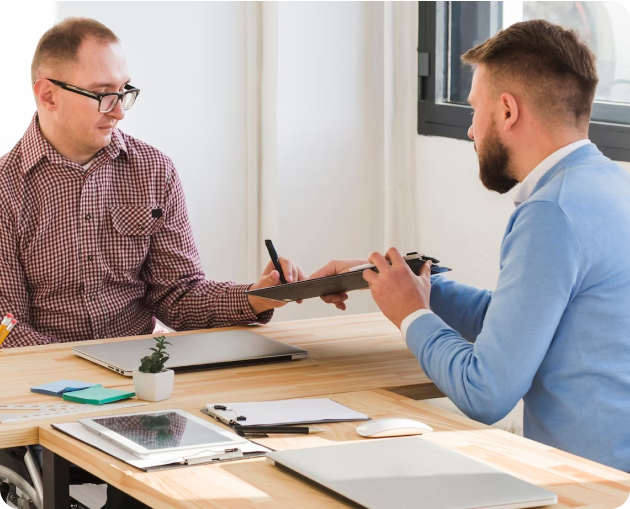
[73, 330, 307, 376]
[267, 437, 557, 509]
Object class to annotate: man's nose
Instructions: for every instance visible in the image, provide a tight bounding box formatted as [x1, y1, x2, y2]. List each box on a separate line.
[468, 124, 474, 141]
[108, 100, 125, 121]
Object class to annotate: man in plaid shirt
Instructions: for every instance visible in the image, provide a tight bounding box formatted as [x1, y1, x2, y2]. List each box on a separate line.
[0, 18, 305, 349]
[0, 16, 309, 509]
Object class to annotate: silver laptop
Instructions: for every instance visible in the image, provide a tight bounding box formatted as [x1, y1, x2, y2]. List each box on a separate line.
[267, 437, 557, 509]
[73, 330, 307, 376]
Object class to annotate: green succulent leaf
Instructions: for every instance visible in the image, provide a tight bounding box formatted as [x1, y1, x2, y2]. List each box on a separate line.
[138, 336, 172, 373]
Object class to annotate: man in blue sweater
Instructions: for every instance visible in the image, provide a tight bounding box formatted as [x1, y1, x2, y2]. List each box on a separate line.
[313, 20, 630, 471]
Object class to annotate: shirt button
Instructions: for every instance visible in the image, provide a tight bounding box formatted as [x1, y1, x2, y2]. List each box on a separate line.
[87, 255, 94, 261]
[136, 223, 144, 231]
[85, 213, 91, 221]
[87, 294, 95, 302]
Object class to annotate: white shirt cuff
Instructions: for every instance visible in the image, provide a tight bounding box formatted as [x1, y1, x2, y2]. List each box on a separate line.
[401, 309, 434, 339]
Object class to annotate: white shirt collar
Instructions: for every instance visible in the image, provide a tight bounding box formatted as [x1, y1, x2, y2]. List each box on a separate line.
[513, 139, 591, 207]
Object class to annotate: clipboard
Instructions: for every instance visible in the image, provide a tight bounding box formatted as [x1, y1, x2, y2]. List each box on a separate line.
[246, 253, 450, 303]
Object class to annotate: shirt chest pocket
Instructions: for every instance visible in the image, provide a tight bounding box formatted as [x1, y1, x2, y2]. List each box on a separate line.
[104, 205, 165, 278]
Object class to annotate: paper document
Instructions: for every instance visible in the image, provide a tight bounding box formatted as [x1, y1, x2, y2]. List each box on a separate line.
[52, 422, 271, 471]
[206, 398, 370, 426]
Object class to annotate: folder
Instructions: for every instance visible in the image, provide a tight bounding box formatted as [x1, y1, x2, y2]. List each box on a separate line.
[245, 253, 450, 303]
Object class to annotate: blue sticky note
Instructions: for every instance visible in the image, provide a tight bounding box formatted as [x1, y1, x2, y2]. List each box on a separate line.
[31, 380, 97, 397]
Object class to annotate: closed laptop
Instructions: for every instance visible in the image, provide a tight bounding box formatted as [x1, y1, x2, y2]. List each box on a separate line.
[267, 437, 557, 509]
[73, 330, 307, 376]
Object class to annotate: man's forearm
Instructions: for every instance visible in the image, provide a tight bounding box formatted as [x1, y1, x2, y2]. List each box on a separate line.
[1, 322, 58, 348]
[148, 279, 273, 331]
[430, 276, 491, 342]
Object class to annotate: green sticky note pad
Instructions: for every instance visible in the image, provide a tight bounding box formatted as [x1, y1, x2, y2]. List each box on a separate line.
[62, 384, 135, 405]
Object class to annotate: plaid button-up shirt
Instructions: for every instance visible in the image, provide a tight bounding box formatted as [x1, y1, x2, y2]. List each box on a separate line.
[0, 114, 271, 348]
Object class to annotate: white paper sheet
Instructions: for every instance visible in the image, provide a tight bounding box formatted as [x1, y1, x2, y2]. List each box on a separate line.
[206, 398, 369, 426]
[52, 422, 271, 470]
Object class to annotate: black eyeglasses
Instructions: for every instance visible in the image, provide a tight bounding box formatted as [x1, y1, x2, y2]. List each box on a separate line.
[45, 79, 140, 113]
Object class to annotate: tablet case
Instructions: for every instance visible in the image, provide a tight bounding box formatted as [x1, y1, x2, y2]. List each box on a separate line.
[246, 253, 450, 303]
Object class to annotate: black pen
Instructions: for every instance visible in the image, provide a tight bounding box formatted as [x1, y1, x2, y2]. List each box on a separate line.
[265, 239, 288, 284]
[234, 425, 325, 435]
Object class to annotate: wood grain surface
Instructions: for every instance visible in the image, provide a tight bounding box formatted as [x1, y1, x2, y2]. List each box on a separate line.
[39, 389, 630, 509]
[0, 313, 435, 448]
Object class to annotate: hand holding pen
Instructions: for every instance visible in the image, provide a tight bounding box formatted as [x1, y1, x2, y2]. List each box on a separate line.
[246, 240, 307, 314]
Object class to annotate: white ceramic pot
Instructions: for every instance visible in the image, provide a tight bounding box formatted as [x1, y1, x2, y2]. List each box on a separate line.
[132, 369, 174, 402]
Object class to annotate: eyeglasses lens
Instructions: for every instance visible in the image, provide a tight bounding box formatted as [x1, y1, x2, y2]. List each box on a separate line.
[99, 95, 118, 113]
[121, 91, 137, 110]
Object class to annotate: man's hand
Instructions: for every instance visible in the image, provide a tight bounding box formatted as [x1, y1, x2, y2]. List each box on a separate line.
[247, 258, 307, 314]
[309, 259, 368, 311]
[363, 247, 431, 329]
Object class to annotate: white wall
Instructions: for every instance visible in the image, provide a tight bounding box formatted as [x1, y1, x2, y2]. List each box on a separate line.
[54, 1, 383, 321]
[273, 2, 383, 320]
[0, 2, 56, 156]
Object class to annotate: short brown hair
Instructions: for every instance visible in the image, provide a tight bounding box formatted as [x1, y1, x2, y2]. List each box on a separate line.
[31, 17, 119, 82]
[462, 19, 598, 128]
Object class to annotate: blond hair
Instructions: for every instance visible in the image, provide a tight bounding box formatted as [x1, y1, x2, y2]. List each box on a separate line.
[31, 17, 119, 82]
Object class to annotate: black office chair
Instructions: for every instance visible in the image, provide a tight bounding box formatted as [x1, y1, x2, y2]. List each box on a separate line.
[0, 447, 43, 509]
[0, 447, 151, 509]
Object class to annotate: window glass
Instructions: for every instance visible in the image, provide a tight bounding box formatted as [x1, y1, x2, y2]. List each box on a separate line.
[436, 1, 630, 123]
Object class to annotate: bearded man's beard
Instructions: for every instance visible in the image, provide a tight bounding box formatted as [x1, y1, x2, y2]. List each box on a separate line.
[477, 120, 519, 194]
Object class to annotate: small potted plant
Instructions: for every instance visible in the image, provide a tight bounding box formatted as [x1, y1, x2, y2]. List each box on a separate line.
[132, 335, 174, 402]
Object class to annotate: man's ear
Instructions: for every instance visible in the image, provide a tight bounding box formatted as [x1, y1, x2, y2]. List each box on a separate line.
[500, 92, 519, 131]
[33, 79, 57, 112]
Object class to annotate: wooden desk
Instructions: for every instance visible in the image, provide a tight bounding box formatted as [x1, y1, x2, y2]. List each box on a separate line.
[40, 389, 630, 509]
[0, 313, 440, 448]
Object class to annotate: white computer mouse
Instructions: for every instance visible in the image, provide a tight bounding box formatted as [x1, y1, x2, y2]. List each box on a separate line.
[356, 418, 433, 438]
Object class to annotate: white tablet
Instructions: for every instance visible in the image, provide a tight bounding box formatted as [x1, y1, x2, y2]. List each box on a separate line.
[78, 408, 248, 458]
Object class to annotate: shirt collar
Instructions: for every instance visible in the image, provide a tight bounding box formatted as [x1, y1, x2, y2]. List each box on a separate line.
[513, 139, 591, 207]
[20, 112, 128, 175]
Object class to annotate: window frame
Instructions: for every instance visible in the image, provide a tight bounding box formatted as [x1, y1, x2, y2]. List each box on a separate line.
[417, 1, 630, 163]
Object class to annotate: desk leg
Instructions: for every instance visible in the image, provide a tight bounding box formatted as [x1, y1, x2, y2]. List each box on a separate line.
[42, 447, 70, 509]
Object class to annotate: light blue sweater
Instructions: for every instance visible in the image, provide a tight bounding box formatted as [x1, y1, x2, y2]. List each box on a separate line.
[406, 144, 630, 471]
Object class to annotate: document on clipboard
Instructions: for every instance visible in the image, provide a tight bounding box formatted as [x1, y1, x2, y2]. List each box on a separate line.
[245, 253, 450, 303]
[204, 398, 370, 427]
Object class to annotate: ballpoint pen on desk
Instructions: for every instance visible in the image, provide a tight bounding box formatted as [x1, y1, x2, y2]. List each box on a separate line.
[265, 239, 288, 284]
[0, 318, 17, 347]
[233, 425, 326, 436]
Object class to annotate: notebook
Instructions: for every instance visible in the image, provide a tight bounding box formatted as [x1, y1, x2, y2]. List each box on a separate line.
[205, 398, 369, 427]
[267, 437, 558, 509]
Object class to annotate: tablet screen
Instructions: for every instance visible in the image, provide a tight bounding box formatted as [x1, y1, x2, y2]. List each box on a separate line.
[92, 411, 230, 451]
